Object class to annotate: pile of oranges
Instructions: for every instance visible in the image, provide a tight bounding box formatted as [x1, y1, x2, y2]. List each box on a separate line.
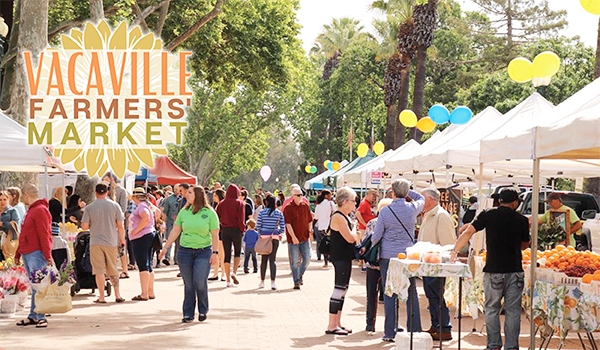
[582, 271, 600, 284]
[534, 245, 600, 271]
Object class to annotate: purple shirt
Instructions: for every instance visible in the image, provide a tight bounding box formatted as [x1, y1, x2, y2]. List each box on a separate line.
[129, 201, 155, 240]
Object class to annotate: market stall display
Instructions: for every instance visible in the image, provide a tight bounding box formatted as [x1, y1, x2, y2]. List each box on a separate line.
[385, 243, 472, 350]
[0, 258, 30, 317]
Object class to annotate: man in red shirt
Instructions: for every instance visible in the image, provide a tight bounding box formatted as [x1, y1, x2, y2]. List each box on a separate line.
[15, 184, 52, 328]
[356, 190, 377, 269]
[284, 187, 313, 290]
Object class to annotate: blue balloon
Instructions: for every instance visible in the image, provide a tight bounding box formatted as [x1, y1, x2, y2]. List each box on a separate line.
[327, 162, 333, 170]
[428, 104, 450, 124]
[450, 106, 472, 125]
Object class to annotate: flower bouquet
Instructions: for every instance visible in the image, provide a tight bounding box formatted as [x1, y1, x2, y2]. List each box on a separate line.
[0, 259, 30, 316]
[33, 262, 75, 314]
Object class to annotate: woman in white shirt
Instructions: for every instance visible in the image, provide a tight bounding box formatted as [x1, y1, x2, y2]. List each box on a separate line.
[314, 190, 335, 267]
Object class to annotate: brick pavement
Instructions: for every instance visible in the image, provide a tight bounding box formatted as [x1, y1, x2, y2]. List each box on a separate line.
[0, 242, 590, 349]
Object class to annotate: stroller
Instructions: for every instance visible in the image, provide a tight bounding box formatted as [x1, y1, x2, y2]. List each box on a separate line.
[70, 231, 111, 297]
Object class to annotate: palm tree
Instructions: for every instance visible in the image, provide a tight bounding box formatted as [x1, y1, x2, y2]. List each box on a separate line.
[595, 17, 600, 80]
[371, 0, 416, 149]
[313, 17, 368, 79]
[411, 0, 438, 141]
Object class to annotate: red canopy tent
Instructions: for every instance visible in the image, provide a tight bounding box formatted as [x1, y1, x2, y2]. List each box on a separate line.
[147, 156, 197, 185]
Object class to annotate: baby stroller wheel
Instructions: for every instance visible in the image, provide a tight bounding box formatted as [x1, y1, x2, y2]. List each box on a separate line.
[105, 281, 112, 297]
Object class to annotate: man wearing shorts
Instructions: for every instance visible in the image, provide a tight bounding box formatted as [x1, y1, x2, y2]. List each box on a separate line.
[81, 183, 126, 303]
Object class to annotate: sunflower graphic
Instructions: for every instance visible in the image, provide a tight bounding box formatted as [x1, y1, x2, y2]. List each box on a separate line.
[28, 20, 190, 178]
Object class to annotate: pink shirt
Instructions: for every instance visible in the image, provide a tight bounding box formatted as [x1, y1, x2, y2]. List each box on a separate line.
[129, 201, 155, 239]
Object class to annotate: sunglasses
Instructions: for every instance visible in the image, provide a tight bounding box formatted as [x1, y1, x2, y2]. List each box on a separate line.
[293, 194, 303, 197]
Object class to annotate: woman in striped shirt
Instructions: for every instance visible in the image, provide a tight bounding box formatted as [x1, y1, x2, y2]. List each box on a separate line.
[256, 194, 285, 290]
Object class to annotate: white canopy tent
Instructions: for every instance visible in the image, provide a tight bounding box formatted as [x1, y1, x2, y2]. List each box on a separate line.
[383, 129, 452, 173]
[485, 78, 600, 350]
[342, 139, 421, 185]
[0, 112, 63, 173]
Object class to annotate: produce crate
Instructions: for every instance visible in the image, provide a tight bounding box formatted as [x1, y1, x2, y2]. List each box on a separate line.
[536, 268, 554, 283]
[580, 280, 600, 295]
[553, 271, 581, 286]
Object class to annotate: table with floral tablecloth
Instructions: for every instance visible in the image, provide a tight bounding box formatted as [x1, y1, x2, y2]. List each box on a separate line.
[385, 258, 472, 301]
[524, 279, 600, 343]
[445, 256, 486, 319]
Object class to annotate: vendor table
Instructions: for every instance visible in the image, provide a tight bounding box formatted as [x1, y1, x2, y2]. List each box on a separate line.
[385, 258, 472, 350]
[524, 278, 599, 350]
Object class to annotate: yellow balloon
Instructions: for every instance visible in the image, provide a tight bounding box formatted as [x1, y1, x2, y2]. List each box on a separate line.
[399, 110, 417, 127]
[581, 0, 600, 15]
[373, 141, 385, 156]
[416, 117, 436, 133]
[305, 165, 311, 173]
[507, 57, 533, 83]
[332, 161, 341, 171]
[324, 160, 331, 168]
[532, 51, 561, 79]
[357, 143, 369, 158]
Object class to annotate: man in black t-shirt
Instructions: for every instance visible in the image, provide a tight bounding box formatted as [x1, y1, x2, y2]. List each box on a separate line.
[451, 189, 529, 350]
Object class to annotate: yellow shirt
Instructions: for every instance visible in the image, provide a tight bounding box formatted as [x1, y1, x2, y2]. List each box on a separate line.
[418, 205, 457, 246]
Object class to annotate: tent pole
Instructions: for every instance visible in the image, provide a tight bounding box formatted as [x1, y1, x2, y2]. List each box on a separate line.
[477, 163, 484, 205]
[530, 158, 540, 350]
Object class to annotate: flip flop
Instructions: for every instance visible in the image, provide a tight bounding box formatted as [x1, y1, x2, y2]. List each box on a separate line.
[149, 296, 156, 300]
[119, 272, 129, 279]
[340, 326, 353, 333]
[93, 299, 107, 304]
[325, 328, 349, 335]
[16, 318, 37, 326]
[132, 295, 149, 301]
[115, 297, 125, 303]
[35, 319, 48, 328]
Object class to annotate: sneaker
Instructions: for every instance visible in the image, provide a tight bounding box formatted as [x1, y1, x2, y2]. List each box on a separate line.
[231, 274, 239, 285]
[271, 281, 277, 290]
[253, 270, 257, 273]
[300, 276, 303, 285]
[361, 266, 367, 273]
[198, 314, 207, 322]
[155, 263, 162, 268]
[293, 283, 301, 290]
[226, 282, 235, 288]
[366, 325, 375, 332]
[244, 270, 249, 274]
[258, 281, 265, 289]
[162, 259, 171, 266]
[177, 272, 181, 277]
[382, 337, 395, 343]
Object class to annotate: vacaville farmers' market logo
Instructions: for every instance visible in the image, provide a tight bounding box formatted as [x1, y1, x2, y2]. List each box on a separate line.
[25, 20, 191, 178]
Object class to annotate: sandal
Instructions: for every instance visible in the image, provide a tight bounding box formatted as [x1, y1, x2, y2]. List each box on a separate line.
[325, 328, 349, 335]
[132, 295, 149, 301]
[115, 297, 125, 303]
[127, 264, 137, 271]
[16, 318, 37, 326]
[119, 272, 129, 279]
[93, 299, 107, 304]
[340, 326, 353, 334]
[35, 319, 48, 328]
[149, 295, 156, 300]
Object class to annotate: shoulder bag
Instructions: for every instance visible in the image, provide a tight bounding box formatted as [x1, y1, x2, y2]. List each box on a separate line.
[255, 213, 280, 255]
[388, 207, 417, 244]
[1, 221, 20, 259]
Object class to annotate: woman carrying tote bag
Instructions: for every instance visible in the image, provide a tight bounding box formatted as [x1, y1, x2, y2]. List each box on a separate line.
[255, 194, 285, 291]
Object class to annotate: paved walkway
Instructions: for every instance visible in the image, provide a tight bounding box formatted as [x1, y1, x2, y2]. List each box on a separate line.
[0, 242, 590, 349]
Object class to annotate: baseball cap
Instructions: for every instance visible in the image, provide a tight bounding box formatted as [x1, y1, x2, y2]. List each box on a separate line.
[498, 189, 520, 203]
[545, 192, 562, 203]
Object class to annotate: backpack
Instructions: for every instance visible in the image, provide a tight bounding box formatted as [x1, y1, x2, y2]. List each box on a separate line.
[355, 233, 380, 266]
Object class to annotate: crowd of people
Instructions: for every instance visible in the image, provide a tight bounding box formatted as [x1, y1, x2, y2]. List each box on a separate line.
[2, 174, 534, 350]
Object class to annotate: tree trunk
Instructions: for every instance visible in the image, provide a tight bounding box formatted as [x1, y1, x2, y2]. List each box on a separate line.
[89, 0, 104, 23]
[411, 45, 427, 142]
[595, 17, 600, 80]
[394, 66, 411, 149]
[5, 0, 48, 124]
[0, 0, 20, 110]
[384, 104, 396, 150]
[75, 176, 97, 204]
[506, 0, 514, 54]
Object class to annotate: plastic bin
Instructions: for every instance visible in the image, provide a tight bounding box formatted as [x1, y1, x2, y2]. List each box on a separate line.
[395, 332, 433, 350]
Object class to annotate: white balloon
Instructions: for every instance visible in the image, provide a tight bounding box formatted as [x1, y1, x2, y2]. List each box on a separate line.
[260, 165, 272, 182]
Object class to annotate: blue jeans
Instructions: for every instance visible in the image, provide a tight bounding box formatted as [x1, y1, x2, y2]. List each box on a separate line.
[315, 229, 328, 261]
[22, 250, 48, 321]
[177, 246, 212, 318]
[423, 277, 451, 332]
[380, 258, 421, 338]
[243, 247, 257, 272]
[484, 272, 524, 350]
[288, 240, 311, 284]
[164, 221, 174, 261]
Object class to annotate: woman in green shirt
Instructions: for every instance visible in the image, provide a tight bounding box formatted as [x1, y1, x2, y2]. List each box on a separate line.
[160, 186, 220, 323]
